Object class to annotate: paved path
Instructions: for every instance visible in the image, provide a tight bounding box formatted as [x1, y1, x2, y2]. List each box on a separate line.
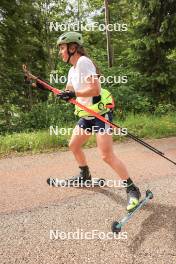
[0, 137, 176, 263]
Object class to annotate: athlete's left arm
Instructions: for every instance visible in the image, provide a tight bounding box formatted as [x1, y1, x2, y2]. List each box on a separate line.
[75, 75, 101, 97]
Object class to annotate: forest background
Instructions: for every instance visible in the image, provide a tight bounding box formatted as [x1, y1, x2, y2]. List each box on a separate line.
[0, 0, 176, 154]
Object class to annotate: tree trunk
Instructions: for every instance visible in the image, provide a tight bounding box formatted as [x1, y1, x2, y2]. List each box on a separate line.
[104, 0, 113, 67]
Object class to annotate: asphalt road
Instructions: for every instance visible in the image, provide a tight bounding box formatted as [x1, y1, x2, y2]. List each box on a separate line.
[0, 137, 176, 264]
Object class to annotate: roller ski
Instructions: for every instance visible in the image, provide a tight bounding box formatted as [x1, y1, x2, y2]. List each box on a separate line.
[112, 189, 153, 234]
[47, 165, 106, 188]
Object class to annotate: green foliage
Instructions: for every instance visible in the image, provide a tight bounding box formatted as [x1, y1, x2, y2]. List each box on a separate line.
[123, 113, 176, 138]
[0, 0, 176, 135]
[154, 103, 176, 116]
[1, 113, 176, 157]
[0, 100, 76, 134]
[0, 130, 68, 155]
[128, 0, 176, 103]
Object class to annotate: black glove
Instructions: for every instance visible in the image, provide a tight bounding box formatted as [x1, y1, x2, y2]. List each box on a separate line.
[57, 90, 76, 101]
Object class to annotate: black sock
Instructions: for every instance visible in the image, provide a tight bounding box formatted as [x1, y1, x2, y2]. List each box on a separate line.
[79, 166, 91, 179]
[124, 178, 136, 192]
[79, 165, 89, 171]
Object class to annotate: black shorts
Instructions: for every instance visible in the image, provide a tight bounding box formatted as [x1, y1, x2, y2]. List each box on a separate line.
[77, 111, 113, 134]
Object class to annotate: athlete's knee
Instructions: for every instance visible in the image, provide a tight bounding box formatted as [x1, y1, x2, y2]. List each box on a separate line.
[101, 152, 114, 163]
[69, 141, 76, 152]
[69, 141, 81, 152]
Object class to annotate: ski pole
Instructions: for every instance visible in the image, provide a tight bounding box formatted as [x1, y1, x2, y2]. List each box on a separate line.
[22, 65, 176, 166]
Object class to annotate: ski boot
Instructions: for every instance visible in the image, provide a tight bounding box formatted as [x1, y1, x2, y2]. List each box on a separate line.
[126, 186, 141, 212]
[67, 165, 92, 184]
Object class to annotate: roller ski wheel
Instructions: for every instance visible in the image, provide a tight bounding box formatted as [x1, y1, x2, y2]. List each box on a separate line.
[111, 221, 122, 234]
[112, 190, 153, 233]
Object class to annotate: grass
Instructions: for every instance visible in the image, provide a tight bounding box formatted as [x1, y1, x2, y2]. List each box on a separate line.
[0, 113, 176, 158]
[122, 113, 176, 138]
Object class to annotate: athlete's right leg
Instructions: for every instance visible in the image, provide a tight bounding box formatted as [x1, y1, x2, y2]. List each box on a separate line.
[68, 125, 92, 182]
[69, 125, 91, 166]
